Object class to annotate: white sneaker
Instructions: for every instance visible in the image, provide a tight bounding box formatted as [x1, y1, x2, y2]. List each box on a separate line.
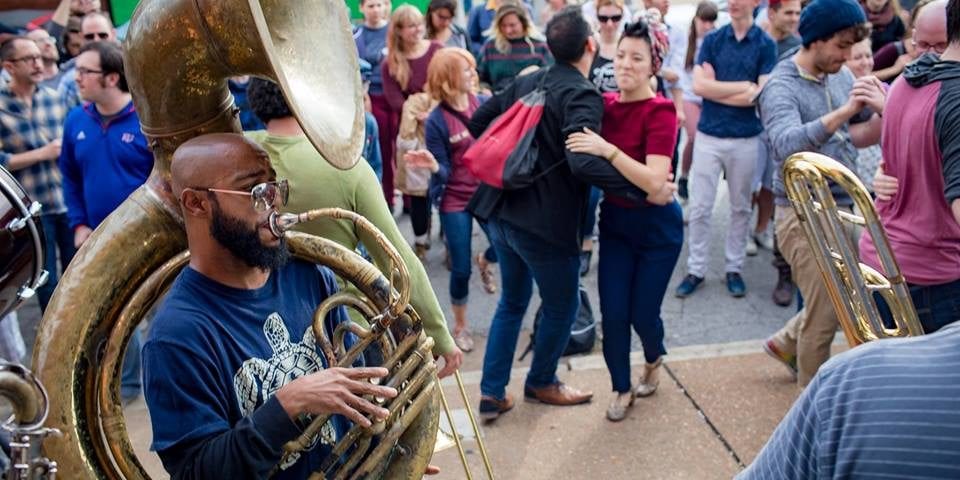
[754, 230, 775, 251]
[746, 235, 758, 256]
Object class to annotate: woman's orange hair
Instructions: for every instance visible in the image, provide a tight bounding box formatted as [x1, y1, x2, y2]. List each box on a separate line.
[426, 47, 477, 104]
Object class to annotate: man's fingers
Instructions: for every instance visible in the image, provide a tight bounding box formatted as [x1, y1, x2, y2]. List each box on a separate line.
[346, 378, 398, 399]
[334, 400, 371, 428]
[347, 394, 390, 421]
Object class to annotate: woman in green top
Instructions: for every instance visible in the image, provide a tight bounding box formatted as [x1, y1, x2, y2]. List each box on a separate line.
[477, 3, 554, 92]
[245, 78, 463, 377]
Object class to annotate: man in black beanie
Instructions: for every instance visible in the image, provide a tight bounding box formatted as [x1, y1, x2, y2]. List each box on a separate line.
[758, 0, 884, 387]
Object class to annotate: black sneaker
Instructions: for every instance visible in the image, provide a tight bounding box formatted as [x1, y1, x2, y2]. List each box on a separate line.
[479, 394, 515, 421]
[675, 274, 704, 298]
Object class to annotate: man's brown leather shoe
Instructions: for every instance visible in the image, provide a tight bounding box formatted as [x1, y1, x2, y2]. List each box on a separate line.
[523, 382, 593, 406]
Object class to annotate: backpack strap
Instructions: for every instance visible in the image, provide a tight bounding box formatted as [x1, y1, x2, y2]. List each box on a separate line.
[439, 102, 473, 128]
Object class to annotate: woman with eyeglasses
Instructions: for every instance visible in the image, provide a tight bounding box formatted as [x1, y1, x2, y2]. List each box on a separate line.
[426, 0, 470, 49]
[565, 18, 682, 423]
[476, 3, 552, 92]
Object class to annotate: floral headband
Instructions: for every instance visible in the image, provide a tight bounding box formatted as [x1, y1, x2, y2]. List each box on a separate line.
[639, 8, 670, 75]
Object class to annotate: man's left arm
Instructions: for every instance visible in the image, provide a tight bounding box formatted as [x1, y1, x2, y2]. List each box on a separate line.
[934, 84, 960, 225]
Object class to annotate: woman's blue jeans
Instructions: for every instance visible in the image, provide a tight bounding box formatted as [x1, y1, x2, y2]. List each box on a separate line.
[439, 210, 497, 305]
[599, 201, 683, 393]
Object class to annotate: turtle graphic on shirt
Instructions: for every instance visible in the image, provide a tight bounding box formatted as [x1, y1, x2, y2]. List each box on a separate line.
[234, 312, 337, 468]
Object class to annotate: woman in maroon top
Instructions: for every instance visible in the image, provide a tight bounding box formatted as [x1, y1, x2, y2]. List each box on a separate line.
[566, 18, 683, 422]
[404, 48, 498, 353]
[382, 5, 444, 218]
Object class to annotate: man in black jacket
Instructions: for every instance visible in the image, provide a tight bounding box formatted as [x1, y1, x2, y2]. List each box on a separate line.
[468, 7, 671, 419]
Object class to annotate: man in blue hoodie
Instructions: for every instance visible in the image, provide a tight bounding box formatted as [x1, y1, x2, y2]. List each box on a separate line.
[59, 40, 152, 403]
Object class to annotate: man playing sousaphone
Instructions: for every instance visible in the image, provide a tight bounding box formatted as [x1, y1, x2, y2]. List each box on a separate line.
[141, 133, 398, 478]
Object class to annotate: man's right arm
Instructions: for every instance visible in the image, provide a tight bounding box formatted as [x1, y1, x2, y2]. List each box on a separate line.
[467, 81, 512, 139]
[146, 338, 395, 479]
[759, 80, 856, 162]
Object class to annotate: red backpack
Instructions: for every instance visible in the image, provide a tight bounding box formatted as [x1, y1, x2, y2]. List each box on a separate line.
[462, 68, 562, 190]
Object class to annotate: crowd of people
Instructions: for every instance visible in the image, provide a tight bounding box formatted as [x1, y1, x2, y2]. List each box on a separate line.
[2, 0, 960, 476]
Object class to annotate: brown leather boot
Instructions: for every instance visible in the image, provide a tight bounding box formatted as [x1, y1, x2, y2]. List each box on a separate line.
[524, 383, 593, 406]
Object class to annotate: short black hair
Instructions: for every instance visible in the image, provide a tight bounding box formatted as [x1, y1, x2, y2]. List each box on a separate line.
[247, 77, 292, 124]
[949, 0, 960, 44]
[0, 36, 31, 62]
[546, 6, 592, 64]
[79, 41, 127, 92]
[620, 18, 651, 43]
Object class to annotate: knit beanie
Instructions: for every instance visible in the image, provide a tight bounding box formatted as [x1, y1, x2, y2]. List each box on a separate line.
[798, 0, 867, 46]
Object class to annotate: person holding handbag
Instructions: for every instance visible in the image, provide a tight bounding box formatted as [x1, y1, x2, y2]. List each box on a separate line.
[404, 47, 499, 353]
[395, 92, 437, 259]
[466, 7, 674, 421]
[565, 17, 682, 422]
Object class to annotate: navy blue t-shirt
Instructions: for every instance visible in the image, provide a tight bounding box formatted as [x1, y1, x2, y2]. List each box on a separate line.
[143, 259, 356, 479]
[696, 24, 777, 138]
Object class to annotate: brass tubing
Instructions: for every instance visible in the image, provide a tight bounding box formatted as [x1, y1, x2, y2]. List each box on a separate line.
[98, 251, 190, 479]
[0, 370, 40, 426]
[348, 377, 438, 480]
[325, 436, 372, 480]
[316, 423, 366, 474]
[279, 208, 411, 317]
[437, 383, 472, 480]
[455, 369, 496, 479]
[281, 335, 425, 455]
[782, 153, 924, 346]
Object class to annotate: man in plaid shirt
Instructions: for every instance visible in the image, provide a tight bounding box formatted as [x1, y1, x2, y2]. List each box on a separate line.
[1, 36, 75, 312]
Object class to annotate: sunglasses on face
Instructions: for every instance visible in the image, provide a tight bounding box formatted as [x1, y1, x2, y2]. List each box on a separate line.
[83, 32, 110, 41]
[597, 14, 623, 23]
[204, 179, 290, 212]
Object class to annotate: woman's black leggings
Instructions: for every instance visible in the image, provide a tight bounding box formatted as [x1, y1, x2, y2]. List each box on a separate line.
[410, 195, 430, 237]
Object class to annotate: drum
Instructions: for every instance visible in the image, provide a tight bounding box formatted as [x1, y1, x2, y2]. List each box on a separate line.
[0, 166, 47, 319]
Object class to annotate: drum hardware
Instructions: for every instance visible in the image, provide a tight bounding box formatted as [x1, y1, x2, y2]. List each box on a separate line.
[5, 202, 41, 233]
[16, 270, 48, 301]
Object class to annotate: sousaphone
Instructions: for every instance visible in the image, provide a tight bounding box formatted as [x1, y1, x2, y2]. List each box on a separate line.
[31, 0, 441, 477]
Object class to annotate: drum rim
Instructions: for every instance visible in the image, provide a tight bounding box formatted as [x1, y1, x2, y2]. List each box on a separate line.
[0, 166, 47, 301]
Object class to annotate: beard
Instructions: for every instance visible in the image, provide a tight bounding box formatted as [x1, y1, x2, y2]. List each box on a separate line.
[210, 201, 290, 271]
